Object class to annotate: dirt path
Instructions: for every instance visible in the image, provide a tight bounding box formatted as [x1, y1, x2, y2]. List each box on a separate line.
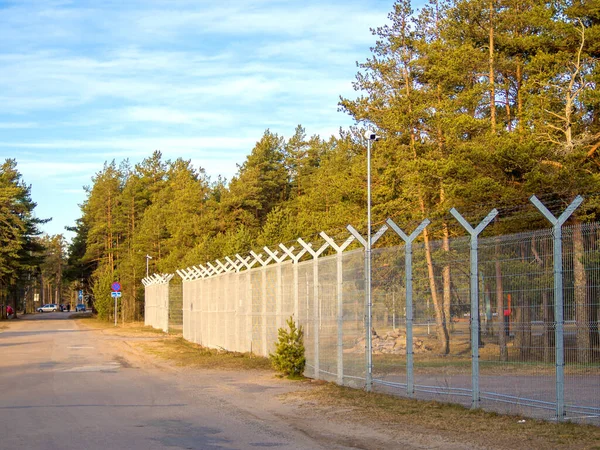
[91, 323, 586, 450]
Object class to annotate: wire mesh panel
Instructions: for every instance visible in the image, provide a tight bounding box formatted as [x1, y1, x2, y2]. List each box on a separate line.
[478, 229, 557, 418]
[190, 279, 199, 344]
[250, 270, 263, 356]
[169, 218, 599, 424]
[168, 279, 183, 334]
[406, 238, 473, 406]
[237, 270, 252, 353]
[265, 264, 278, 355]
[182, 280, 191, 341]
[342, 249, 366, 388]
[144, 283, 169, 332]
[144, 284, 156, 328]
[195, 279, 203, 344]
[371, 245, 408, 393]
[201, 277, 211, 347]
[563, 224, 600, 423]
[298, 260, 316, 379]
[281, 261, 295, 322]
[315, 255, 338, 383]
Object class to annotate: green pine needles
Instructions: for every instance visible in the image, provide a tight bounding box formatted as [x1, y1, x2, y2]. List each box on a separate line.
[269, 317, 306, 379]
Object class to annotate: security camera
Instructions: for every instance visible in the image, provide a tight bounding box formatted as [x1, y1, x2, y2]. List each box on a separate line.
[365, 130, 380, 141]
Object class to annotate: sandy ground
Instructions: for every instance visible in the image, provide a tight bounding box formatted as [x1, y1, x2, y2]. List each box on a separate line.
[3, 315, 595, 449]
[104, 329, 508, 450]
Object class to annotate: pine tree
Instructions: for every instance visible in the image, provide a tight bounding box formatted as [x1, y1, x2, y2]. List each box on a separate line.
[269, 317, 306, 378]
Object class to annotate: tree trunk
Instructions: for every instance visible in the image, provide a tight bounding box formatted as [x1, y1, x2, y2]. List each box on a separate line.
[494, 226, 507, 361]
[495, 258, 507, 361]
[403, 43, 449, 354]
[441, 186, 452, 333]
[515, 244, 532, 359]
[505, 86, 511, 131]
[516, 57, 523, 140]
[442, 222, 452, 332]
[422, 220, 450, 354]
[489, 0, 496, 134]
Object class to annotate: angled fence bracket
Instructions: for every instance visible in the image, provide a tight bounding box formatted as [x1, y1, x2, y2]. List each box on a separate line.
[346, 223, 389, 391]
[386, 218, 430, 396]
[298, 238, 330, 379]
[320, 232, 355, 385]
[450, 207, 498, 410]
[530, 194, 583, 421]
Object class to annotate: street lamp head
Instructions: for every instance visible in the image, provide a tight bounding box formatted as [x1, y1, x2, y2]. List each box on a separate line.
[365, 130, 380, 141]
[146, 254, 153, 260]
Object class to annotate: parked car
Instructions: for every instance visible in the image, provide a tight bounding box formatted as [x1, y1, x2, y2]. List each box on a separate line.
[75, 304, 86, 312]
[37, 304, 58, 313]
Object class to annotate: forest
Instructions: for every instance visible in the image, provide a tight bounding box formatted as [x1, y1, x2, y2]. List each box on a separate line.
[1, 0, 598, 336]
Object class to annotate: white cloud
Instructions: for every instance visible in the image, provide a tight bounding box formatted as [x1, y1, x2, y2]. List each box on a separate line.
[0, 0, 395, 239]
[122, 107, 234, 126]
[1, 136, 256, 152]
[17, 160, 101, 178]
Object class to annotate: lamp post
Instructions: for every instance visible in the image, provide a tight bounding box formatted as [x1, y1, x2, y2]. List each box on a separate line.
[365, 130, 380, 391]
[145, 254, 152, 277]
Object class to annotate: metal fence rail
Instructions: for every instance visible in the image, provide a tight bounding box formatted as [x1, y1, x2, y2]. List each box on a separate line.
[144, 196, 600, 424]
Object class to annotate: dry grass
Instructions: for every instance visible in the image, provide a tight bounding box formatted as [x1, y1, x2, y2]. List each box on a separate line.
[291, 383, 600, 449]
[372, 339, 596, 376]
[135, 336, 272, 371]
[72, 316, 169, 336]
[75, 318, 599, 448]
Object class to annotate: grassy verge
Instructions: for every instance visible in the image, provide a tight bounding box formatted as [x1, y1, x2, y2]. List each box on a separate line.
[73, 318, 599, 448]
[139, 335, 599, 448]
[72, 315, 174, 336]
[292, 383, 600, 449]
[373, 353, 596, 376]
[136, 337, 271, 371]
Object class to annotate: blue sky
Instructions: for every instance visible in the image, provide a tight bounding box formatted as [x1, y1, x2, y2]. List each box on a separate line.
[0, 0, 423, 240]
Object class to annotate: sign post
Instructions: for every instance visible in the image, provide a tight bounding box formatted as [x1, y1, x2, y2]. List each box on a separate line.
[111, 282, 121, 326]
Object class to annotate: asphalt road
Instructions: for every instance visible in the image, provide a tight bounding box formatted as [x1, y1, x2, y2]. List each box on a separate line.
[0, 313, 354, 450]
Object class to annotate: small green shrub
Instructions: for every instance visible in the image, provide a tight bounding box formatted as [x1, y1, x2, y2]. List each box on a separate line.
[270, 316, 306, 378]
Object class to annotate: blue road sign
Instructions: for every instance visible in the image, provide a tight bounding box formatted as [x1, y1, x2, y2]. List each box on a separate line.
[111, 282, 121, 292]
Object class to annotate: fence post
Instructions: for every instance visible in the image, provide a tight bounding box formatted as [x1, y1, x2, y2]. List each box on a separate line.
[298, 238, 329, 380]
[450, 208, 498, 410]
[386, 218, 430, 397]
[347, 223, 389, 391]
[320, 232, 355, 386]
[530, 195, 583, 421]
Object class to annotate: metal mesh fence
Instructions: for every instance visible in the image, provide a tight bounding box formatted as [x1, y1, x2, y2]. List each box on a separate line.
[168, 279, 183, 333]
[144, 281, 169, 332]
[145, 217, 600, 424]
